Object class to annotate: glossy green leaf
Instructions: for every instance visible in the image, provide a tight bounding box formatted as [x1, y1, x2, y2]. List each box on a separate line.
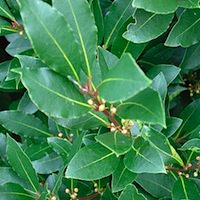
[180, 139, 200, 152]
[176, 99, 200, 138]
[0, 183, 35, 200]
[6, 135, 39, 192]
[162, 117, 183, 137]
[172, 176, 200, 200]
[124, 137, 166, 174]
[0, 110, 51, 138]
[17, 66, 90, 119]
[112, 161, 137, 193]
[151, 73, 167, 102]
[17, 92, 38, 114]
[66, 143, 120, 180]
[32, 153, 63, 174]
[142, 127, 183, 165]
[178, 0, 200, 8]
[17, 0, 81, 81]
[103, 0, 135, 48]
[119, 184, 147, 200]
[124, 9, 173, 43]
[180, 42, 200, 72]
[147, 64, 181, 85]
[136, 173, 176, 199]
[53, 0, 97, 77]
[0, 167, 28, 188]
[133, 0, 178, 14]
[5, 36, 31, 56]
[0, 0, 15, 20]
[47, 137, 72, 157]
[95, 132, 133, 156]
[165, 9, 200, 47]
[98, 53, 151, 102]
[117, 88, 166, 127]
[92, 0, 104, 44]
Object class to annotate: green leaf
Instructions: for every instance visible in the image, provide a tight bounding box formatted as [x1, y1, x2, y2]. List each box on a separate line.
[178, 0, 200, 8]
[92, 0, 104, 45]
[162, 117, 183, 137]
[6, 135, 39, 193]
[112, 161, 137, 193]
[66, 143, 120, 180]
[123, 9, 174, 43]
[5, 36, 31, 57]
[147, 64, 181, 85]
[103, 0, 135, 48]
[136, 173, 176, 199]
[133, 0, 177, 14]
[142, 127, 184, 165]
[180, 42, 200, 72]
[47, 137, 72, 158]
[124, 137, 166, 174]
[53, 0, 97, 77]
[0, 110, 51, 138]
[0, 0, 15, 20]
[117, 88, 166, 127]
[0, 167, 28, 188]
[17, 92, 38, 114]
[176, 99, 200, 138]
[0, 183, 35, 200]
[165, 9, 200, 47]
[119, 184, 147, 200]
[17, 66, 90, 119]
[17, 0, 81, 81]
[98, 53, 151, 103]
[32, 153, 63, 174]
[180, 139, 200, 152]
[95, 132, 133, 156]
[172, 176, 200, 200]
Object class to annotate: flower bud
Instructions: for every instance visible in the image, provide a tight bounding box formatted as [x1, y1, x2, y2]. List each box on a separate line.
[98, 104, 105, 112]
[87, 99, 94, 105]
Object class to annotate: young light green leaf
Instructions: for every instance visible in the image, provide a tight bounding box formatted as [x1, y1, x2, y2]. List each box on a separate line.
[0, 110, 51, 138]
[0, 0, 15, 20]
[104, 0, 135, 48]
[124, 9, 174, 43]
[66, 143, 120, 180]
[95, 132, 133, 156]
[17, 66, 90, 119]
[119, 184, 147, 200]
[124, 137, 166, 174]
[112, 161, 137, 193]
[172, 176, 200, 200]
[117, 88, 166, 127]
[53, 0, 97, 77]
[133, 0, 177, 14]
[136, 173, 176, 199]
[98, 53, 151, 103]
[0, 183, 35, 200]
[6, 135, 40, 193]
[17, 0, 81, 81]
[165, 9, 200, 47]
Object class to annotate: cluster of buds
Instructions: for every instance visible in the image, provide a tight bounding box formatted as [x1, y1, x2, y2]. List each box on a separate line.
[65, 188, 79, 200]
[87, 98, 106, 112]
[93, 182, 103, 193]
[51, 196, 56, 200]
[121, 119, 134, 135]
[57, 133, 74, 142]
[165, 156, 200, 178]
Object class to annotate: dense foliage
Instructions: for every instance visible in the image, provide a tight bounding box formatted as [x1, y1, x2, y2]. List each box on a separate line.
[0, 0, 200, 199]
